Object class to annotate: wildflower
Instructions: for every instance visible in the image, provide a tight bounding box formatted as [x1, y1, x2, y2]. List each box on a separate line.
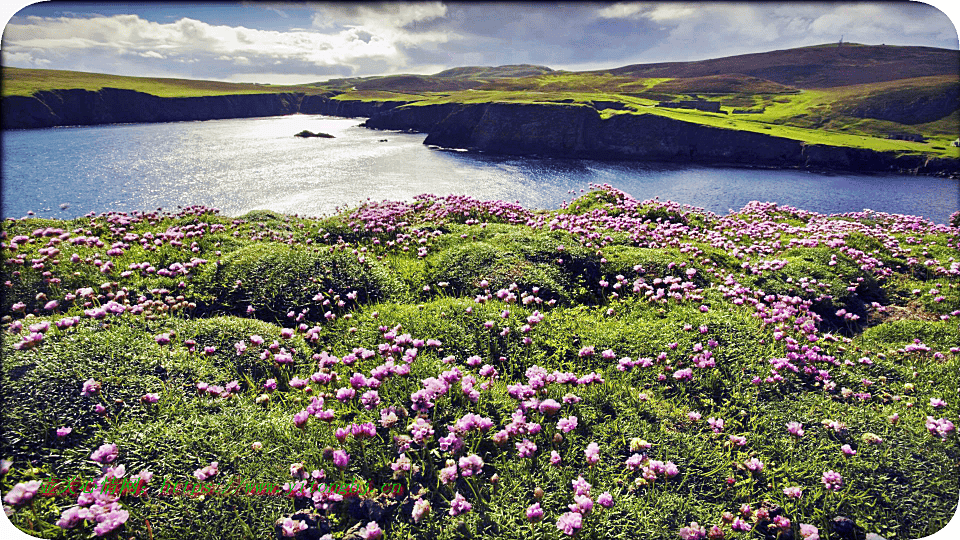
[557, 416, 578, 433]
[516, 439, 537, 458]
[458, 454, 484, 477]
[925, 416, 956, 438]
[821, 470, 843, 491]
[930, 397, 947, 408]
[3, 480, 42, 506]
[333, 450, 350, 469]
[571, 475, 591, 496]
[556, 511, 583, 536]
[449, 492, 472, 516]
[688, 411, 702, 422]
[783, 486, 802, 498]
[81, 378, 101, 396]
[57, 427, 72, 437]
[744, 458, 764, 473]
[679, 522, 707, 540]
[550, 450, 562, 466]
[841, 444, 857, 456]
[194, 461, 219, 481]
[527, 502, 544, 522]
[439, 461, 458, 485]
[360, 521, 383, 540]
[293, 410, 310, 429]
[538, 399, 562, 416]
[281, 518, 308, 537]
[252, 442, 263, 451]
[708, 525, 725, 539]
[154, 333, 171, 346]
[585, 442, 601, 465]
[707, 417, 724, 433]
[91, 442, 118, 464]
[799, 524, 820, 540]
[141, 393, 159, 404]
[412, 498, 431, 523]
[731, 518, 752, 532]
[786, 421, 805, 437]
[597, 492, 614, 508]
[861, 432, 883, 445]
[569, 494, 593, 515]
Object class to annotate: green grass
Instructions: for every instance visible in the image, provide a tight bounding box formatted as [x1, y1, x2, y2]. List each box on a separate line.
[1, 67, 328, 98]
[1, 187, 958, 539]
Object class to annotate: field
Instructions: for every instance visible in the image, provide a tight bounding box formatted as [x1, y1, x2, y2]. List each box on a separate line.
[2, 186, 959, 539]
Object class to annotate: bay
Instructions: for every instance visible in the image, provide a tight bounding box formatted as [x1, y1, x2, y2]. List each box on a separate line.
[2, 114, 957, 223]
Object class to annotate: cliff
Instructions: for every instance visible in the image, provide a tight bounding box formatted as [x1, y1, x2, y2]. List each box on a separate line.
[363, 101, 959, 174]
[1, 88, 412, 129]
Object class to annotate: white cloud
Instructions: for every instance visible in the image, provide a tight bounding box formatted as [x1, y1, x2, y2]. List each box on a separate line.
[2, 10, 453, 77]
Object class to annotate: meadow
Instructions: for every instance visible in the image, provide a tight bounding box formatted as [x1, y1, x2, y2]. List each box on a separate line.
[1, 185, 958, 540]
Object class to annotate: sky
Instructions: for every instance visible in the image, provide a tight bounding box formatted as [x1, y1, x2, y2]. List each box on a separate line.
[1, 1, 958, 85]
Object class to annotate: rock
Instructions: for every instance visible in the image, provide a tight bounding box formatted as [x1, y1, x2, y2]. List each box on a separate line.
[831, 516, 864, 540]
[295, 130, 334, 138]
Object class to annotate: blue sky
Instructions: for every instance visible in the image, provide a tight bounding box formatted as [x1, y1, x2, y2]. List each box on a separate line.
[1, 1, 958, 85]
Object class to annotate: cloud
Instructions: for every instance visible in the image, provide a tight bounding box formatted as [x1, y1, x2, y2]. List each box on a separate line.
[2, 9, 453, 81]
[594, 2, 959, 62]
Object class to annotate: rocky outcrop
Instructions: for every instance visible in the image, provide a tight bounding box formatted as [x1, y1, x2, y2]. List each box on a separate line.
[361, 101, 959, 174]
[1, 88, 414, 129]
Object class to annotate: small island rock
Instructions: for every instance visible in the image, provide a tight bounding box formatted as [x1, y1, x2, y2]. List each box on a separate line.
[295, 130, 334, 138]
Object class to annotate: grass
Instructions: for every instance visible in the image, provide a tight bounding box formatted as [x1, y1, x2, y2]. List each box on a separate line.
[1, 187, 958, 539]
[1, 67, 328, 98]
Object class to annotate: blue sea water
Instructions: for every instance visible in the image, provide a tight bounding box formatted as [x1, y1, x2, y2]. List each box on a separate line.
[2, 114, 958, 223]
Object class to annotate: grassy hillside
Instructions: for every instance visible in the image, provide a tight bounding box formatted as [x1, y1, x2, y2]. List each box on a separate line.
[4, 44, 958, 158]
[2, 187, 958, 539]
[1, 67, 328, 98]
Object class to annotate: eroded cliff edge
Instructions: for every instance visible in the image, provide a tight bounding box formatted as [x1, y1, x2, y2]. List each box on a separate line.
[0, 88, 405, 129]
[364, 102, 960, 174]
[4, 88, 957, 174]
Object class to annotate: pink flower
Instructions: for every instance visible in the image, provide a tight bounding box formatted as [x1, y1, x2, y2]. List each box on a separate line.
[449, 492, 472, 516]
[81, 378, 101, 396]
[412, 498, 431, 523]
[3, 480, 42, 506]
[783, 486, 803, 499]
[458, 454, 484, 477]
[538, 399, 562, 416]
[527, 502, 544, 522]
[584, 442, 601, 465]
[744, 457, 764, 473]
[731, 518, 752, 532]
[799, 524, 820, 540]
[333, 449, 350, 469]
[90, 442, 118, 463]
[550, 450, 562, 466]
[786, 421, 805, 437]
[841, 444, 857, 457]
[360, 521, 383, 540]
[556, 511, 583, 536]
[679, 522, 707, 540]
[57, 426, 72, 437]
[281, 518, 308, 537]
[571, 475, 591, 496]
[821, 470, 843, 491]
[597, 491, 614, 508]
[194, 461, 219, 481]
[516, 439, 537, 458]
[557, 416, 578, 433]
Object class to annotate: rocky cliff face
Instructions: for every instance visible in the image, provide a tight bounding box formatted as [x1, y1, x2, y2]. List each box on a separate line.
[1, 88, 413, 129]
[363, 101, 956, 173]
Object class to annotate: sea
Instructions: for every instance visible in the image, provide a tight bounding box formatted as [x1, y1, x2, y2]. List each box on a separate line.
[2, 114, 958, 224]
